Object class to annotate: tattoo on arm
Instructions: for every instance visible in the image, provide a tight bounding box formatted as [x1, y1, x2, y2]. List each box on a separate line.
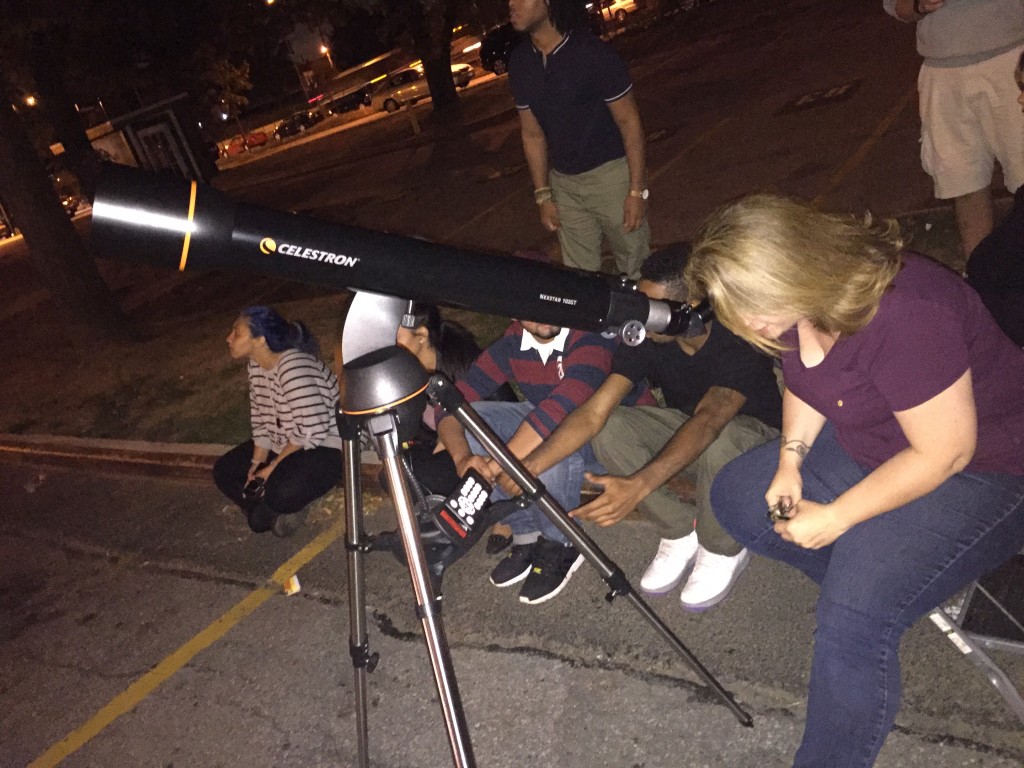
[780, 436, 810, 459]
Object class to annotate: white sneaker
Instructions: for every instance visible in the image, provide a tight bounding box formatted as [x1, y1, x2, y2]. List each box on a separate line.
[639, 532, 698, 595]
[679, 547, 751, 612]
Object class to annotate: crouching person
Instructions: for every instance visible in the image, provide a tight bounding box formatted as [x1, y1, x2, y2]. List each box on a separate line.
[436, 312, 655, 605]
[686, 194, 1024, 767]
[214, 306, 342, 538]
[517, 244, 782, 611]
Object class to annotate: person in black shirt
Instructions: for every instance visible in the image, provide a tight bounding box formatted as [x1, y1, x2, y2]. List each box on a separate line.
[508, 0, 650, 278]
[964, 49, 1024, 347]
[507, 244, 782, 610]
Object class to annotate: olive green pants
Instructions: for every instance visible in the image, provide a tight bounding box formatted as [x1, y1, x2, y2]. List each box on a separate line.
[550, 157, 650, 278]
[591, 406, 779, 554]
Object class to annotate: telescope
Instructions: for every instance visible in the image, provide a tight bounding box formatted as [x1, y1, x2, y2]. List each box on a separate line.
[90, 164, 711, 348]
[91, 166, 745, 768]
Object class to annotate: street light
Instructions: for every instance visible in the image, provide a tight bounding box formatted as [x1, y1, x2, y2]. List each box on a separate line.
[320, 43, 334, 69]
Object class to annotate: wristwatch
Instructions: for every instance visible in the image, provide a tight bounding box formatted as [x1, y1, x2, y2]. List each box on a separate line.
[629, 188, 649, 200]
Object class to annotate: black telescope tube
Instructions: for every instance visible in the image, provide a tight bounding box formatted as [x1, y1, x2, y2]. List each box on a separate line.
[91, 165, 692, 333]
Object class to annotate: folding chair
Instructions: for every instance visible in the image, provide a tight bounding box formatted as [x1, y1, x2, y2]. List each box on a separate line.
[927, 553, 1024, 723]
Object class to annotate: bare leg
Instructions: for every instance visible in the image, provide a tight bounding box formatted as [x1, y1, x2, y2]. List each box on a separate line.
[954, 187, 995, 260]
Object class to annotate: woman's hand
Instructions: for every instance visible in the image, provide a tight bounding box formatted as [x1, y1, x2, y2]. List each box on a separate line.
[773, 499, 849, 549]
[247, 460, 267, 484]
[765, 464, 803, 516]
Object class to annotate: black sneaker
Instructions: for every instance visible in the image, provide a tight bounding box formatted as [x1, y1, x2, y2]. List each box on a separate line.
[518, 538, 584, 605]
[489, 541, 537, 587]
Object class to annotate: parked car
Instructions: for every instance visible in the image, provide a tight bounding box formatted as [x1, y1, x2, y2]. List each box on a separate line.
[224, 131, 269, 156]
[369, 68, 423, 113]
[370, 64, 475, 113]
[325, 88, 371, 115]
[589, 0, 643, 23]
[50, 169, 82, 217]
[60, 192, 80, 217]
[416, 62, 474, 88]
[480, 23, 524, 75]
[273, 109, 324, 140]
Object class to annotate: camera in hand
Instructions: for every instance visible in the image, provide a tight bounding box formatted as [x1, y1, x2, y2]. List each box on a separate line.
[243, 476, 266, 502]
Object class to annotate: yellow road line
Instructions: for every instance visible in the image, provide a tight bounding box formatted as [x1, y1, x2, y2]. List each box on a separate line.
[812, 86, 916, 208]
[29, 519, 343, 768]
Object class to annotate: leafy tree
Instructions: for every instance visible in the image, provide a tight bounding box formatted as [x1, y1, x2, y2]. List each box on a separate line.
[196, 46, 254, 126]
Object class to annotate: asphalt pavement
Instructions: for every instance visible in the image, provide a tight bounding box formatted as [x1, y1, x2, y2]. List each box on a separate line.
[2, 457, 1022, 768]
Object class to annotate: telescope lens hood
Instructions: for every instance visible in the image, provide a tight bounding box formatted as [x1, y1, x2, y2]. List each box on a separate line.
[92, 164, 236, 273]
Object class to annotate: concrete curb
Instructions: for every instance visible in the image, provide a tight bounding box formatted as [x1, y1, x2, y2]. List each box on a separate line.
[0, 434, 382, 487]
[0, 434, 227, 478]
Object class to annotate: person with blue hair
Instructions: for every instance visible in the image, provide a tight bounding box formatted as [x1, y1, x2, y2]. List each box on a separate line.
[213, 306, 342, 537]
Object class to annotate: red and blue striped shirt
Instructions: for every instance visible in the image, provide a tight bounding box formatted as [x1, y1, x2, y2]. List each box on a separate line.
[438, 321, 655, 437]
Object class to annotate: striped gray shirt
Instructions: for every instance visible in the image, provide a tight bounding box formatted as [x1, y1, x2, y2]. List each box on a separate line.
[248, 350, 342, 452]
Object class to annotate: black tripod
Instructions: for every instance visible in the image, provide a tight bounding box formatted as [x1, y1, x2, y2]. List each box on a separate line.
[340, 337, 752, 768]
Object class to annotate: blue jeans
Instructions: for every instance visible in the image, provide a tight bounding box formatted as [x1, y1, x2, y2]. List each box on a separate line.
[711, 425, 1024, 768]
[465, 401, 602, 545]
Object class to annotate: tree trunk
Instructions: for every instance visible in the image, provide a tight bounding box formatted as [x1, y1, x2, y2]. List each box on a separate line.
[0, 99, 129, 338]
[408, 0, 459, 112]
[30, 32, 103, 200]
[423, 58, 458, 110]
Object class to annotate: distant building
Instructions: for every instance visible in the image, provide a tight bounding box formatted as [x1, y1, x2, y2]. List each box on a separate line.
[56, 94, 218, 182]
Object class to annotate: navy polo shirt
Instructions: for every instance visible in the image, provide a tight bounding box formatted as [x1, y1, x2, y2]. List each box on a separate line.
[508, 30, 633, 176]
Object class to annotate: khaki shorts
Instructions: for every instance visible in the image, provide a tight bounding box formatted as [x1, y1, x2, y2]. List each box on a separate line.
[919, 44, 1024, 199]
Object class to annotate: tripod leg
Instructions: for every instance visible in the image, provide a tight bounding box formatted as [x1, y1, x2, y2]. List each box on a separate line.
[431, 377, 753, 727]
[366, 413, 477, 768]
[341, 416, 376, 768]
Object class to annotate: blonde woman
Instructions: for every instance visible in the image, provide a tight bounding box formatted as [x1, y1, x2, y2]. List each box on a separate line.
[685, 194, 1024, 767]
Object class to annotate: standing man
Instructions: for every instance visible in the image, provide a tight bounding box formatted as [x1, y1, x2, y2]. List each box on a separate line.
[505, 245, 782, 611]
[966, 50, 1024, 346]
[436, 316, 655, 605]
[509, 0, 650, 278]
[885, 0, 1024, 259]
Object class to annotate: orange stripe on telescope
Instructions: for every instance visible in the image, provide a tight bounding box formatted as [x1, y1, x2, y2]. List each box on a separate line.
[342, 383, 429, 415]
[178, 180, 198, 271]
